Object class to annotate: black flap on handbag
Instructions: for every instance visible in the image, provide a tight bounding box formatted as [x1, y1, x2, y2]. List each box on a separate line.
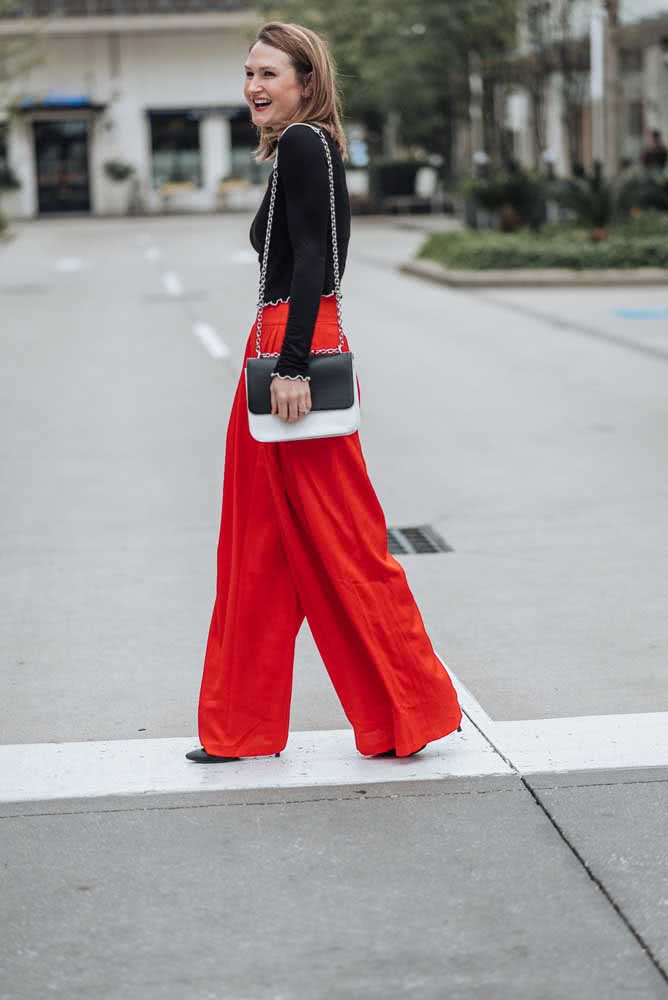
[246, 352, 355, 415]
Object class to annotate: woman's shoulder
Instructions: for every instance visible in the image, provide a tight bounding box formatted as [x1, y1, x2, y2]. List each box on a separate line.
[278, 121, 330, 151]
[277, 123, 339, 179]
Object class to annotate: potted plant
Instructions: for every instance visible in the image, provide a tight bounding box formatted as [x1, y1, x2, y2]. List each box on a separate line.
[103, 158, 136, 215]
[557, 162, 614, 241]
[0, 163, 21, 236]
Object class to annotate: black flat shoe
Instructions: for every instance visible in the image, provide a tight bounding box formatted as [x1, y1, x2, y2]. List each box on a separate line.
[185, 747, 281, 763]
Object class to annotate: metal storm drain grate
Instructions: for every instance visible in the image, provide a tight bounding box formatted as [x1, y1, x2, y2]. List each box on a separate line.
[387, 525, 453, 555]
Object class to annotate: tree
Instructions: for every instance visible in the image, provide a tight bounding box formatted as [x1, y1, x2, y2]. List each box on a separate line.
[0, 0, 43, 103]
[254, 0, 518, 174]
[510, 0, 589, 173]
[0, 1, 43, 229]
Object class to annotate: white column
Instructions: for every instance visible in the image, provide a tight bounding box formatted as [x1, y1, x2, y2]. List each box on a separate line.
[6, 114, 36, 218]
[545, 72, 568, 175]
[644, 44, 668, 137]
[201, 112, 226, 208]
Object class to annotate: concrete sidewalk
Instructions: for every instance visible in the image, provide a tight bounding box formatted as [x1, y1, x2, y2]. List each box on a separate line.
[2, 766, 667, 1000]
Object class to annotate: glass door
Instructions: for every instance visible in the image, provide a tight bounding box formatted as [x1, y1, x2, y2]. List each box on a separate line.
[33, 118, 91, 214]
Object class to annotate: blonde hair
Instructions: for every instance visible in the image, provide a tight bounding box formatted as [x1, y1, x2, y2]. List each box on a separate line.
[248, 21, 348, 162]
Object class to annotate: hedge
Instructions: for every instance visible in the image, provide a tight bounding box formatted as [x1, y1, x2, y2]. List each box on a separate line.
[418, 215, 668, 271]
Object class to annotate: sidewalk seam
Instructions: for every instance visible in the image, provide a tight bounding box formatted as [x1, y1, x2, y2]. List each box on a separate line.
[466, 708, 668, 986]
[521, 775, 668, 987]
[0, 782, 524, 821]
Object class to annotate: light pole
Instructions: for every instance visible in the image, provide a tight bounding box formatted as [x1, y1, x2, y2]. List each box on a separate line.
[604, 0, 622, 174]
[590, 1, 606, 167]
[590, 0, 622, 175]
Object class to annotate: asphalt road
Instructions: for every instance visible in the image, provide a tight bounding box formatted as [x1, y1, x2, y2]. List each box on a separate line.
[1, 214, 667, 999]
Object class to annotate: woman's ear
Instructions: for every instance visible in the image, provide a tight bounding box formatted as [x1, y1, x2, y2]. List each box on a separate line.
[302, 70, 313, 98]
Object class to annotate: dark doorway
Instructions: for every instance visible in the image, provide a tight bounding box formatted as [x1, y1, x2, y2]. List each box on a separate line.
[33, 118, 91, 214]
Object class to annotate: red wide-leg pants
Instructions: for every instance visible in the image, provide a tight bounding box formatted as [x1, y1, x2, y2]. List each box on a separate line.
[197, 294, 462, 757]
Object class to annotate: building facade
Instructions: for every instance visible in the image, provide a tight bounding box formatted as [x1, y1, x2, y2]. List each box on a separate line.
[0, 0, 272, 218]
[504, 0, 668, 175]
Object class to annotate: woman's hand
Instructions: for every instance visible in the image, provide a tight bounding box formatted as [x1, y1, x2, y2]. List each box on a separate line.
[270, 376, 312, 423]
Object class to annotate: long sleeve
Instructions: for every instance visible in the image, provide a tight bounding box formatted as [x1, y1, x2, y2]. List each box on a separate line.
[272, 125, 330, 379]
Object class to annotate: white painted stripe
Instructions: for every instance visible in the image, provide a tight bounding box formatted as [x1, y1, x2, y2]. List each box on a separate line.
[192, 321, 229, 359]
[161, 271, 182, 296]
[491, 713, 668, 775]
[436, 656, 495, 731]
[55, 257, 86, 272]
[144, 246, 162, 262]
[0, 728, 495, 805]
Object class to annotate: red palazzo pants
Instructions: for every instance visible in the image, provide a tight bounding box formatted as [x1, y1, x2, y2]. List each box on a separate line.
[197, 294, 462, 758]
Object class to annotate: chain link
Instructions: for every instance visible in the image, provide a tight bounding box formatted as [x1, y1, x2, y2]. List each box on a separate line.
[254, 122, 345, 359]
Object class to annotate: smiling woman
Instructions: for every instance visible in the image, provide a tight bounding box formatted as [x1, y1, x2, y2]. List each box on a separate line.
[186, 21, 463, 766]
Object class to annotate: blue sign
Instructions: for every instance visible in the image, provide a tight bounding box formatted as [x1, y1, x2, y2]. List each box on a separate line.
[20, 92, 92, 108]
[615, 308, 668, 320]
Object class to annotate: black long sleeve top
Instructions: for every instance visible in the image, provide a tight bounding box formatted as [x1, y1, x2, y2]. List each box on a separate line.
[249, 122, 351, 379]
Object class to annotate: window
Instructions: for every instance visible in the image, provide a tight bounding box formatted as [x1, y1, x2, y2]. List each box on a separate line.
[620, 48, 643, 74]
[628, 100, 643, 138]
[148, 111, 202, 187]
[226, 111, 271, 184]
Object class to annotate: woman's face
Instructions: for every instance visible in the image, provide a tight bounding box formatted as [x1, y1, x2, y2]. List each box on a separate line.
[243, 41, 310, 131]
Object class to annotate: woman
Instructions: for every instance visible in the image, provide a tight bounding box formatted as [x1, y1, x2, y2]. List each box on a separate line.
[186, 21, 462, 763]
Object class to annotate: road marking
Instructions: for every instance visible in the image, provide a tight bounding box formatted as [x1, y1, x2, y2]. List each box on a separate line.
[192, 321, 229, 359]
[3, 708, 667, 805]
[161, 271, 182, 296]
[2, 648, 667, 804]
[55, 257, 86, 272]
[0, 727, 495, 805]
[435, 653, 494, 732]
[615, 307, 668, 320]
[490, 712, 668, 775]
[144, 247, 162, 262]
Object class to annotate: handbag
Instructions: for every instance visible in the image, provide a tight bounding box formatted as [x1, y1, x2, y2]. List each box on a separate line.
[245, 122, 360, 443]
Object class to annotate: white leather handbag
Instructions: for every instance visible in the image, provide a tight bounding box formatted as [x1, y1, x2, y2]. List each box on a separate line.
[245, 122, 360, 443]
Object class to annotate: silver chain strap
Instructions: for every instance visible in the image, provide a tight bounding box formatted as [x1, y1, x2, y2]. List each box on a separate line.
[254, 122, 345, 359]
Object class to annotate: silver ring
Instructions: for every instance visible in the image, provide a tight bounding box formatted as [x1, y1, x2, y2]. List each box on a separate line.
[299, 407, 310, 414]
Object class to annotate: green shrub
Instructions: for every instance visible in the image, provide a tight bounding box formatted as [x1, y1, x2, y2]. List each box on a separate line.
[555, 162, 613, 230]
[0, 164, 21, 191]
[462, 165, 546, 230]
[418, 216, 668, 270]
[617, 173, 668, 214]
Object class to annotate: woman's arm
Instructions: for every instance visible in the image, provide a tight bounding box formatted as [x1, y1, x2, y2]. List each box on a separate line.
[272, 125, 330, 379]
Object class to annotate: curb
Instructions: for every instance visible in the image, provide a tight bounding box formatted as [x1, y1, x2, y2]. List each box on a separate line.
[400, 257, 668, 288]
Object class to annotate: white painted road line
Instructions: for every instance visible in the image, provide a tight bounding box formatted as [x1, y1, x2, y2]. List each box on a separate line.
[491, 712, 668, 775]
[436, 654, 495, 732]
[192, 321, 229, 359]
[55, 257, 87, 272]
[2, 712, 667, 804]
[161, 270, 182, 296]
[0, 728, 496, 805]
[144, 246, 162, 262]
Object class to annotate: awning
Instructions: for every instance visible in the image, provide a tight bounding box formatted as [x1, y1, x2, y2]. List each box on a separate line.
[15, 94, 108, 113]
